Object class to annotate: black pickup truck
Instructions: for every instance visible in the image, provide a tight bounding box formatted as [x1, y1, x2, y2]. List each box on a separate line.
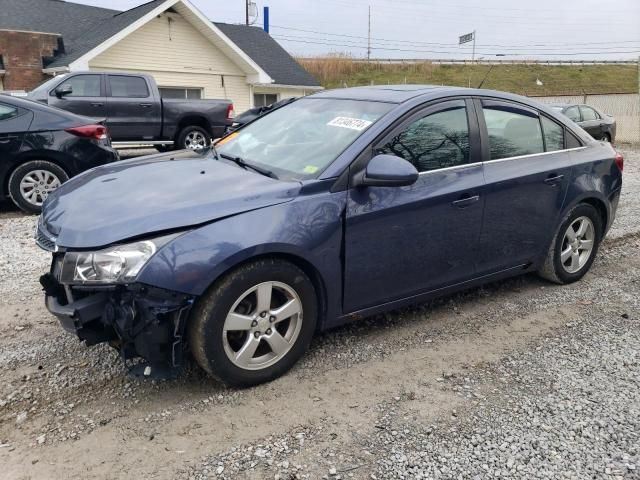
[26, 72, 234, 150]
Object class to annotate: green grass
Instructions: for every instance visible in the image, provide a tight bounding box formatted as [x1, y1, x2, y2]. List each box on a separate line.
[298, 58, 638, 96]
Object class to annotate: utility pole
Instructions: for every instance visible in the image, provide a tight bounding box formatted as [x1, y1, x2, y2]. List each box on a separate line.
[472, 30, 476, 62]
[246, 0, 249, 25]
[367, 5, 371, 62]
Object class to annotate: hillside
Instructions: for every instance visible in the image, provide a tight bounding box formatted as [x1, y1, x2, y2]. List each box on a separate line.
[297, 57, 638, 96]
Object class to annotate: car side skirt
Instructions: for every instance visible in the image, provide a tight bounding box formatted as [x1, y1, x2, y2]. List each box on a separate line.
[331, 263, 532, 329]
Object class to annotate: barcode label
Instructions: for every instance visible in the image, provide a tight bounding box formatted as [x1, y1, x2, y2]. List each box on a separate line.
[327, 117, 372, 131]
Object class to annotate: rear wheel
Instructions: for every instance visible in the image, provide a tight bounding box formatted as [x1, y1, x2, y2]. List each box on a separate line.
[188, 258, 318, 387]
[538, 203, 603, 284]
[8, 160, 68, 214]
[177, 126, 211, 151]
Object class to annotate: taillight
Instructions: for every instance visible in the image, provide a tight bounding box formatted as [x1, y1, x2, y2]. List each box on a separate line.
[614, 152, 624, 172]
[65, 124, 108, 141]
[226, 104, 235, 120]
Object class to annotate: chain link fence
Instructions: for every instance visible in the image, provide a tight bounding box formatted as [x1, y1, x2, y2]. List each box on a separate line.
[532, 93, 640, 144]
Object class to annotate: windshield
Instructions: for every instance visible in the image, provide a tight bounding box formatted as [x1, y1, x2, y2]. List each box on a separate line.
[30, 74, 68, 95]
[216, 98, 393, 180]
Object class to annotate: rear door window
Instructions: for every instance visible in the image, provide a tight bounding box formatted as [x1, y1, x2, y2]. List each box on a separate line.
[108, 75, 149, 98]
[481, 102, 544, 160]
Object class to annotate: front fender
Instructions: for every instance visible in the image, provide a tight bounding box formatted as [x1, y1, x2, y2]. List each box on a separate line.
[137, 190, 347, 325]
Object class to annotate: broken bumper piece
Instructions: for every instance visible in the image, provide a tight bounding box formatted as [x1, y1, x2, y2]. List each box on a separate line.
[41, 273, 195, 375]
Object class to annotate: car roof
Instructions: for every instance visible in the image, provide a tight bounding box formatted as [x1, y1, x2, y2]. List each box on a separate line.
[309, 85, 556, 107]
[310, 85, 458, 103]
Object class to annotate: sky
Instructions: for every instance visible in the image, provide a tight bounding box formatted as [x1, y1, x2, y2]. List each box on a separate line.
[73, 0, 640, 61]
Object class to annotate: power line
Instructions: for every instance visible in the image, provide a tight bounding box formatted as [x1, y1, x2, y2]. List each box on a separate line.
[269, 24, 640, 49]
[318, 0, 638, 26]
[272, 35, 640, 56]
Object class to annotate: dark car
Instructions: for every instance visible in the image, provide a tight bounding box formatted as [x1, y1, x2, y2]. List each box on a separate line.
[26, 72, 234, 151]
[36, 85, 623, 387]
[226, 97, 297, 133]
[0, 95, 118, 213]
[551, 103, 616, 143]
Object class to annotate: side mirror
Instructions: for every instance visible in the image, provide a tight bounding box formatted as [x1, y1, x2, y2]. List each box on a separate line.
[55, 84, 73, 98]
[354, 154, 419, 188]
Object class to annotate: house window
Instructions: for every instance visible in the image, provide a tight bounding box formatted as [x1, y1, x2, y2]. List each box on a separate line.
[159, 87, 203, 99]
[254, 93, 278, 107]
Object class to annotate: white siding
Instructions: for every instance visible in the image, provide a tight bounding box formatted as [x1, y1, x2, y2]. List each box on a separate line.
[88, 12, 252, 112]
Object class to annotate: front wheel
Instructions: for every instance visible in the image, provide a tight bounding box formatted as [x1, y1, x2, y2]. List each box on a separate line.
[188, 259, 318, 387]
[177, 126, 211, 151]
[8, 160, 69, 214]
[538, 203, 603, 284]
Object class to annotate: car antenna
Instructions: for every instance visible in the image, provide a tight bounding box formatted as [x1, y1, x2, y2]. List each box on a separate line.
[476, 64, 495, 89]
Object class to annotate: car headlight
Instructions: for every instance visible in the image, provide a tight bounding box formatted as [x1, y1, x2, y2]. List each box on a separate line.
[59, 234, 178, 285]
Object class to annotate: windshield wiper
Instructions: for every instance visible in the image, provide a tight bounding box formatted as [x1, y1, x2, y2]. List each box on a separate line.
[220, 153, 278, 179]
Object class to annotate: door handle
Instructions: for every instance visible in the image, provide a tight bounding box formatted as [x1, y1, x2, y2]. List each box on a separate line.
[91, 102, 104, 107]
[451, 194, 480, 208]
[139, 103, 152, 108]
[544, 174, 564, 185]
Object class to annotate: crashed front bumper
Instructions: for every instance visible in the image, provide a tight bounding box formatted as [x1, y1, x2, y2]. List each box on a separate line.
[40, 263, 195, 369]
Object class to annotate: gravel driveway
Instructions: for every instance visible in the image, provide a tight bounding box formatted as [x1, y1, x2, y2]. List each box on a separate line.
[0, 147, 638, 480]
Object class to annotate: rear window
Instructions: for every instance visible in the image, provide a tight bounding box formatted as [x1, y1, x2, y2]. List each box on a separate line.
[482, 105, 544, 160]
[108, 76, 149, 98]
[0, 104, 19, 121]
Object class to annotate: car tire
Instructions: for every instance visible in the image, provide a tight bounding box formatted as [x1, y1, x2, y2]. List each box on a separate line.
[8, 160, 69, 214]
[601, 132, 611, 143]
[538, 203, 603, 285]
[177, 126, 211, 151]
[188, 258, 318, 387]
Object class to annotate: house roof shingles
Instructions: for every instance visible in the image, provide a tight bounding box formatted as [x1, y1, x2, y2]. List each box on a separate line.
[0, 0, 320, 87]
[215, 23, 319, 87]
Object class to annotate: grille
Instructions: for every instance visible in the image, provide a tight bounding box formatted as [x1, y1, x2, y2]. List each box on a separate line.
[35, 222, 57, 252]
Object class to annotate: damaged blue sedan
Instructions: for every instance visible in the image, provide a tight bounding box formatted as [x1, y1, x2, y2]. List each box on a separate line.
[37, 86, 623, 387]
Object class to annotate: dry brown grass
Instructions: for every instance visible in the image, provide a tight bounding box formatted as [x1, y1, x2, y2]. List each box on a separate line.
[297, 55, 638, 96]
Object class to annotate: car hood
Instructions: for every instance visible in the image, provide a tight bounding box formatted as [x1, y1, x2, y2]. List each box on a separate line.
[42, 150, 301, 249]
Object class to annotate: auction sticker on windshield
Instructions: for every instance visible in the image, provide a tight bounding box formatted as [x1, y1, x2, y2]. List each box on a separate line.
[327, 117, 373, 131]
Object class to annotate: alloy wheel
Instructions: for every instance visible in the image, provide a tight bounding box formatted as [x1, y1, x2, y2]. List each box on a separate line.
[184, 130, 208, 150]
[222, 281, 303, 370]
[560, 216, 595, 274]
[19, 170, 61, 207]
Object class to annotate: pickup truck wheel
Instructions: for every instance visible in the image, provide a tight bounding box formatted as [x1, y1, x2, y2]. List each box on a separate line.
[8, 160, 69, 214]
[188, 259, 317, 387]
[177, 126, 211, 151]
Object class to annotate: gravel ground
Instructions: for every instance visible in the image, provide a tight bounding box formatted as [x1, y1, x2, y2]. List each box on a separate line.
[0, 147, 638, 479]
